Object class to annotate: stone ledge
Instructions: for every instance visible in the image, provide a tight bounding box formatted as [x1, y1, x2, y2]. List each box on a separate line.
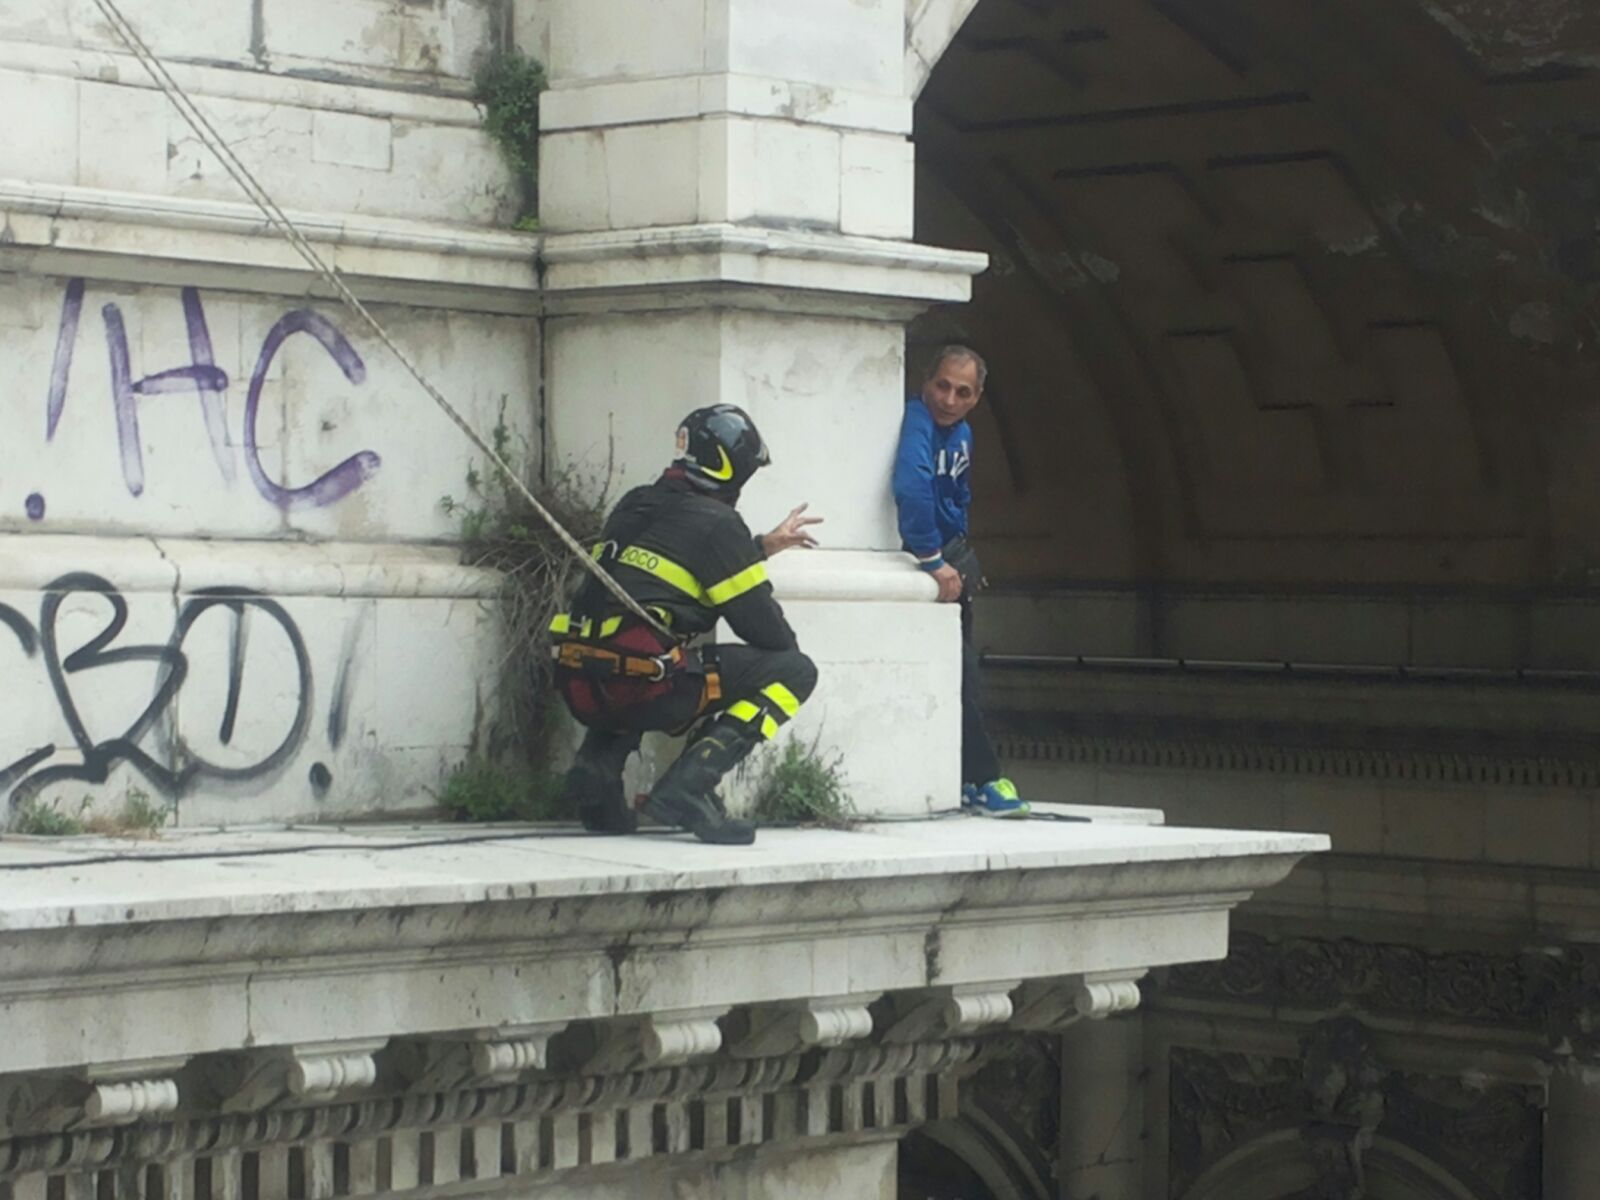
[541, 223, 988, 318]
[0, 40, 480, 125]
[0, 533, 496, 599]
[0, 820, 1323, 1077]
[0, 181, 539, 313]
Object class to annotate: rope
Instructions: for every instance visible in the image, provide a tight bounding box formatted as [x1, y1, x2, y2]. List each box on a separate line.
[89, 0, 672, 640]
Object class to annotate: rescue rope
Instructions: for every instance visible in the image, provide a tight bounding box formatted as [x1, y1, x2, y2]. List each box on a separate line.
[89, 0, 673, 640]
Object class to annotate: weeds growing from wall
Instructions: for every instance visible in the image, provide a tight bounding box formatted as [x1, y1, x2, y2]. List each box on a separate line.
[748, 735, 857, 829]
[438, 756, 563, 822]
[475, 49, 547, 229]
[440, 402, 611, 798]
[9, 788, 172, 837]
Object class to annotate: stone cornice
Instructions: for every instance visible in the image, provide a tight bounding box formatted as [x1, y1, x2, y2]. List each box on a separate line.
[540, 223, 989, 319]
[0, 823, 1322, 1079]
[0, 186, 988, 320]
[0, 1035, 985, 1183]
[0, 181, 539, 314]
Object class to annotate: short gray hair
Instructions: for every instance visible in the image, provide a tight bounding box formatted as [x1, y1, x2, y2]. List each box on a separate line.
[926, 344, 987, 389]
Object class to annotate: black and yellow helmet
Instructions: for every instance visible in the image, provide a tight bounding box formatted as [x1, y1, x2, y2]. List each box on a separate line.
[674, 405, 771, 494]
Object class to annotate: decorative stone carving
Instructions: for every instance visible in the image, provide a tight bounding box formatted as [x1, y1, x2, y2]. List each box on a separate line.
[883, 983, 1021, 1043]
[1011, 971, 1146, 1031]
[1161, 931, 1600, 1052]
[1166, 1019, 1542, 1200]
[469, 1032, 554, 1082]
[729, 995, 880, 1058]
[395, 1024, 568, 1094]
[286, 1043, 382, 1101]
[641, 1013, 725, 1066]
[0, 1036, 982, 1192]
[585, 1009, 730, 1074]
[83, 1077, 180, 1126]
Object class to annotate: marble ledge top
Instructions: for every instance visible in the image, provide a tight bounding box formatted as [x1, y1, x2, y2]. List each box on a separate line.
[0, 812, 1328, 932]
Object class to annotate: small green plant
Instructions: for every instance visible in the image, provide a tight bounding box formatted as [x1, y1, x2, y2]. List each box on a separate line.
[83, 787, 171, 838]
[10, 797, 86, 837]
[440, 756, 563, 823]
[748, 736, 857, 829]
[475, 48, 546, 227]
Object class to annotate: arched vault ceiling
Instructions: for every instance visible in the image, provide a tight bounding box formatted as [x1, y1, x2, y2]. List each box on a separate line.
[914, 0, 1600, 589]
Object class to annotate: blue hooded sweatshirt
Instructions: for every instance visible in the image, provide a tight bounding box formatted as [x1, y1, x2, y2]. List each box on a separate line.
[892, 395, 972, 567]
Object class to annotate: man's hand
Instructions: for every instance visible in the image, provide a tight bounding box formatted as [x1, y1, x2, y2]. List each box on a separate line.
[762, 503, 824, 557]
[931, 563, 963, 602]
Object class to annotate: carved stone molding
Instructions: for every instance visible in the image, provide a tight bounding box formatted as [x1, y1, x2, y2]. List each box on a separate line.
[83, 1078, 180, 1126]
[0, 1058, 187, 1136]
[468, 1026, 564, 1083]
[286, 1042, 384, 1102]
[396, 1024, 568, 1094]
[585, 1009, 730, 1075]
[1160, 931, 1600, 1051]
[1167, 1019, 1542, 1200]
[885, 983, 1021, 1043]
[1011, 972, 1146, 1031]
[729, 995, 881, 1058]
[0, 1036, 986, 1189]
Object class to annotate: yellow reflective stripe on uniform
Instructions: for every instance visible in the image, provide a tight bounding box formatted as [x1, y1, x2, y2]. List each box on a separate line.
[549, 613, 572, 634]
[760, 715, 779, 740]
[728, 700, 762, 725]
[615, 544, 706, 601]
[599, 616, 623, 638]
[760, 683, 801, 718]
[705, 561, 768, 606]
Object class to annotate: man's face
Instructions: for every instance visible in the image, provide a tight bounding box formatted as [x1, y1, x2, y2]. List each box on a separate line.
[921, 356, 982, 428]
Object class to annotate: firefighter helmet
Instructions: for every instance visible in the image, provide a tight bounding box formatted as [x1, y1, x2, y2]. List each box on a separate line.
[674, 405, 771, 494]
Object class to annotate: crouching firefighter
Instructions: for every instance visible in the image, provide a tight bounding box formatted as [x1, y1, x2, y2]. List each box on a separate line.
[551, 404, 821, 845]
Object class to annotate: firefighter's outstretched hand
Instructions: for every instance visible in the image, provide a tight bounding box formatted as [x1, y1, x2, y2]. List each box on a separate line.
[762, 503, 823, 557]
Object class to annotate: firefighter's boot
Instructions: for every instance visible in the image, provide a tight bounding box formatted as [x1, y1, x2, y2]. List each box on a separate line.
[564, 728, 641, 834]
[644, 719, 758, 845]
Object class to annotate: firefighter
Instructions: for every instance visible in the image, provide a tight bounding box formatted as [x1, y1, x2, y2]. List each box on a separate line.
[551, 404, 820, 845]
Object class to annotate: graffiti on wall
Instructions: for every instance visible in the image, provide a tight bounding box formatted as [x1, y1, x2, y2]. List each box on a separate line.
[0, 573, 354, 807]
[25, 279, 381, 522]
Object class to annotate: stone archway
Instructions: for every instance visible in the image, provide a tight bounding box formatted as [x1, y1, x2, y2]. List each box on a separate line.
[910, 0, 1600, 598]
[1180, 1130, 1493, 1200]
[898, 1111, 1053, 1200]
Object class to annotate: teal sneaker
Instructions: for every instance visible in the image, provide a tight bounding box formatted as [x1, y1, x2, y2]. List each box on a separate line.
[963, 778, 1029, 817]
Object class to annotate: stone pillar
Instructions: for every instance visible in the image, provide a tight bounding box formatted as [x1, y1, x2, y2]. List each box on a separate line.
[1544, 1059, 1600, 1197]
[532, 0, 986, 814]
[1059, 1015, 1146, 1200]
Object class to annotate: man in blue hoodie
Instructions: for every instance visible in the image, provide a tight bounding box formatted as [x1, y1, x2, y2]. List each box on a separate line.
[892, 346, 1028, 816]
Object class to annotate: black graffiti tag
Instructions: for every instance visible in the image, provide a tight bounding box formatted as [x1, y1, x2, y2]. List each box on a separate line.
[1, 574, 313, 804]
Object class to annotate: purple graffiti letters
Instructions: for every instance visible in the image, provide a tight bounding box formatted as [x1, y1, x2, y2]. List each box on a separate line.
[102, 301, 231, 498]
[40, 281, 381, 510]
[46, 278, 84, 441]
[244, 309, 381, 511]
[184, 287, 236, 483]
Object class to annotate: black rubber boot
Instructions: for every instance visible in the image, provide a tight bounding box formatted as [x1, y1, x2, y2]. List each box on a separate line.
[644, 720, 759, 845]
[563, 729, 641, 834]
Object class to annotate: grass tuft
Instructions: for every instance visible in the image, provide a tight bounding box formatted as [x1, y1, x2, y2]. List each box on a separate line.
[748, 736, 856, 829]
[440, 756, 564, 823]
[10, 798, 85, 837]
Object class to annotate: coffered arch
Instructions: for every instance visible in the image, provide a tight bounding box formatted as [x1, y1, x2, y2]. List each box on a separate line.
[914, 0, 1600, 590]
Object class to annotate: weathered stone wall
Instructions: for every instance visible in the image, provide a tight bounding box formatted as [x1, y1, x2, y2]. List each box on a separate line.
[0, 2, 539, 824]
